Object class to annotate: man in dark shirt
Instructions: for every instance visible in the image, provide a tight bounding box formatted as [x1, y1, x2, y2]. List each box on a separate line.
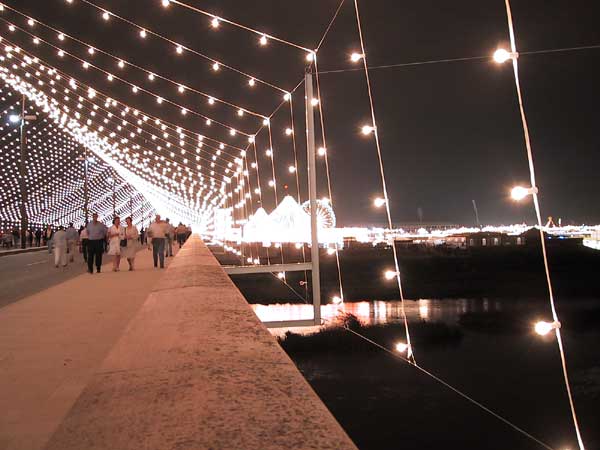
[86, 213, 107, 274]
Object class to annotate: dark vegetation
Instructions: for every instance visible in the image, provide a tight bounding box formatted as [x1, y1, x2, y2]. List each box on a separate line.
[214, 238, 600, 303]
[278, 313, 463, 355]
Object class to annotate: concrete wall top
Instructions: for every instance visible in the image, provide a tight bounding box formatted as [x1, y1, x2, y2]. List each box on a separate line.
[44, 235, 358, 450]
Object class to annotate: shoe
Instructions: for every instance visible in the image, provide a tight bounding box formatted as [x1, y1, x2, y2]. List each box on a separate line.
[160, 266, 164, 269]
[97, 269, 101, 273]
[88, 270, 93, 274]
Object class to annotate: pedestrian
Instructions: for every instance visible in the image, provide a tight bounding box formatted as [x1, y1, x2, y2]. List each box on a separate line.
[147, 214, 168, 269]
[27, 229, 33, 247]
[35, 228, 42, 247]
[164, 218, 174, 257]
[121, 216, 139, 271]
[52, 225, 68, 268]
[86, 213, 107, 274]
[176, 223, 186, 247]
[45, 225, 53, 253]
[80, 224, 89, 263]
[65, 223, 79, 262]
[107, 216, 125, 272]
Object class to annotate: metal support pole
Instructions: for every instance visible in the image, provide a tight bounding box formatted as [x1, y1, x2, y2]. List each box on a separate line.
[112, 171, 116, 217]
[83, 146, 89, 224]
[305, 69, 321, 324]
[18, 94, 28, 249]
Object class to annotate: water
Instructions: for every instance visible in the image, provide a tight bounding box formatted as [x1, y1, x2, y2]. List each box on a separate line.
[253, 298, 600, 450]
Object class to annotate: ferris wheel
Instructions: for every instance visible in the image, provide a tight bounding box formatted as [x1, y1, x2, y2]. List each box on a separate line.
[301, 199, 336, 229]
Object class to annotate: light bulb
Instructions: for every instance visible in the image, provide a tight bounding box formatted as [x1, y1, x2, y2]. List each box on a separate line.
[132, 86, 139, 93]
[311, 98, 319, 106]
[206, 119, 212, 126]
[88, 47, 95, 55]
[277, 272, 285, 279]
[306, 52, 315, 62]
[27, 19, 35, 27]
[332, 296, 343, 305]
[511, 186, 536, 201]
[148, 73, 155, 81]
[58, 33, 65, 41]
[493, 48, 512, 64]
[118, 60, 125, 68]
[208, 97, 215, 105]
[283, 92, 291, 101]
[361, 125, 374, 135]
[156, 96, 163, 104]
[327, 247, 335, 255]
[248, 78, 255, 87]
[181, 108, 187, 115]
[265, 149, 272, 156]
[139, 29, 147, 38]
[176, 45, 183, 54]
[102, 11, 110, 21]
[351, 52, 363, 62]
[285, 128, 293, 136]
[211, 17, 219, 28]
[374, 197, 386, 208]
[318, 147, 326, 156]
[237, 108, 244, 116]
[395, 342, 408, 353]
[106, 74, 113, 81]
[33, 38, 40, 45]
[178, 85, 185, 93]
[229, 128, 236, 136]
[384, 270, 396, 280]
[262, 118, 270, 126]
[288, 165, 296, 173]
[162, 0, 170, 7]
[268, 180, 275, 187]
[535, 320, 560, 336]
[212, 62, 220, 71]
[259, 35, 267, 46]
[9, 114, 20, 123]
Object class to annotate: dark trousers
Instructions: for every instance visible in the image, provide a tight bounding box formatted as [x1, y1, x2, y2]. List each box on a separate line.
[81, 238, 89, 262]
[152, 238, 165, 268]
[177, 234, 186, 247]
[87, 239, 104, 273]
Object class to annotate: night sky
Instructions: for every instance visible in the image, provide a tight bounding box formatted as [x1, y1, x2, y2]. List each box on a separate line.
[2, 0, 600, 226]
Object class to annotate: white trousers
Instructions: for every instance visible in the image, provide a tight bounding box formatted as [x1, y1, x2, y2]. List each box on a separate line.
[54, 246, 67, 267]
[67, 241, 77, 261]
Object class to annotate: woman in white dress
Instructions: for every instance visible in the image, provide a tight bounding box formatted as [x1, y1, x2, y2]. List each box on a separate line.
[121, 216, 139, 271]
[107, 216, 125, 271]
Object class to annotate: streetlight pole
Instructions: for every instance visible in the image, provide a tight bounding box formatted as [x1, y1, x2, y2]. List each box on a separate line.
[83, 146, 89, 224]
[18, 94, 28, 249]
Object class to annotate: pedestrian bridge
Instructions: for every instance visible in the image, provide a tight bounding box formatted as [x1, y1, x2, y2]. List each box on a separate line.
[0, 235, 356, 450]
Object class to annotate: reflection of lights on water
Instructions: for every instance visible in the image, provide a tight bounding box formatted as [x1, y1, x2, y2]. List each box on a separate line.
[418, 304, 429, 320]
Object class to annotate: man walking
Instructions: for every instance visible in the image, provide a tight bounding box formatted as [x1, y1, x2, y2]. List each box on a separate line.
[52, 226, 68, 268]
[147, 214, 168, 269]
[165, 218, 174, 257]
[86, 213, 107, 274]
[65, 223, 79, 263]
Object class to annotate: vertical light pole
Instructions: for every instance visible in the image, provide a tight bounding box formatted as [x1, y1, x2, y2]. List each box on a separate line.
[305, 67, 321, 325]
[83, 146, 89, 224]
[18, 94, 27, 248]
[472, 199, 480, 228]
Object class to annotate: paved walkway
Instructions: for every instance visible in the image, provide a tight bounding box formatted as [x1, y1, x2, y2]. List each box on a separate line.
[0, 245, 177, 450]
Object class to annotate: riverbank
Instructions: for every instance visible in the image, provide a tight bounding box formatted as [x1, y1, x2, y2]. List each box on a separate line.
[214, 240, 600, 303]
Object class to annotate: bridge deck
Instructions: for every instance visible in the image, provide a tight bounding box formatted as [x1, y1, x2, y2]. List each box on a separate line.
[1, 235, 356, 449]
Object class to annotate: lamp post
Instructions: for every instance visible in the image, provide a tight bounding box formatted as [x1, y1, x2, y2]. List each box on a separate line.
[10, 94, 37, 249]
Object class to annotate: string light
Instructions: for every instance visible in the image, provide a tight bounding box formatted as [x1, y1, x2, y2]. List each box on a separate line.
[493, 48, 518, 64]
[58, 33, 65, 41]
[237, 108, 244, 116]
[27, 19, 35, 27]
[117, 60, 125, 68]
[306, 51, 315, 62]
[317, 147, 326, 156]
[373, 197, 386, 207]
[535, 321, 561, 336]
[361, 124, 374, 135]
[384, 270, 397, 280]
[350, 52, 364, 62]
[87, 46, 95, 55]
[102, 11, 110, 21]
[212, 62, 220, 71]
[161, 0, 171, 7]
[310, 98, 319, 106]
[259, 35, 268, 46]
[395, 342, 409, 353]
[139, 29, 147, 38]
[288, 165, 296, 173]
[332, 295, 343, 305]
[176, 45, 183, 54]
[285, 127, 293, 136]
[248, 77, 255, 87]
[211, 17, 220, 28]
[511, 185, 537, 201]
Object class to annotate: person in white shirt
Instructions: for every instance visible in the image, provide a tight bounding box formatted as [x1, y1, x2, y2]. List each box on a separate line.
[107, 216, 126, 272]
[65, 223, 79, 263]
[147, 214, 168, 269]
[52, 226, 68, 268]
[121, 216, 139, 271]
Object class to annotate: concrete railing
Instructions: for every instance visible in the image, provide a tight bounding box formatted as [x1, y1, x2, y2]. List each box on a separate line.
[44, 235, 358, 450]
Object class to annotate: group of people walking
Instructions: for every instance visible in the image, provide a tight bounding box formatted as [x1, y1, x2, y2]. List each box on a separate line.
[49, 214, 191, 273]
